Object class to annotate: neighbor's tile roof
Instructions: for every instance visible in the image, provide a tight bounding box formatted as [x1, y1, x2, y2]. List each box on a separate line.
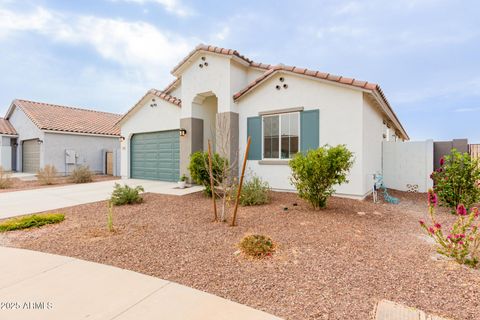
[115, 88, 181, 126]
[11, 99, 121, 136]
[171, 44, 270, 75]
[0, 118, 17, 135]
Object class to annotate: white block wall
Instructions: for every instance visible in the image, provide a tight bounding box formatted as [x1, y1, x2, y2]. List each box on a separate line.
[382, 140, 434, 192]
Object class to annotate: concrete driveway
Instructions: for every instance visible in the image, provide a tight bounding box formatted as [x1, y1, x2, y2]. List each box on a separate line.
[0, 246, 281, 320]
[0, 179, 203, 219]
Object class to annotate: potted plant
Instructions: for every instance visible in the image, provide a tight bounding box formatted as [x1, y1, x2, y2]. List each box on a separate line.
[178, 174, 187, 189]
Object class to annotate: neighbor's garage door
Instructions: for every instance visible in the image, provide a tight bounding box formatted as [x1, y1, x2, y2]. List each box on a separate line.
[130, 131, 180, 181]
[22, 139, 40, 173]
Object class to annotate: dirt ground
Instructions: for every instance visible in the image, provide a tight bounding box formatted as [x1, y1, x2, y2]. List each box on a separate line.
[0, 190, 478, 320]
[0, 175, 118, 193]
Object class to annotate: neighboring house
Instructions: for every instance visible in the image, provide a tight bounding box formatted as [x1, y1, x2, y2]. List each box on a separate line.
[3, 99, 121, 175]
[117, 44, 409, 199]
[0, 118, 18, 171]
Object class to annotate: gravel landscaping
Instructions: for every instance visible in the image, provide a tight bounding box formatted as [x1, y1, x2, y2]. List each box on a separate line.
[0, 175, 118, 193]
[0, 191, 478, 319]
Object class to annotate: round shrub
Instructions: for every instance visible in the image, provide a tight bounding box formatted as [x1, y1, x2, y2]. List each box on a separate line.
[289, 144, 354, 209]
[188, 151, 227, 196]
[431, 149, 480, 213]
[70, 165, 93, 183]
[239, 234, 275, 258]
[110, 183, 144, 206]
[238, 175, 270, 206]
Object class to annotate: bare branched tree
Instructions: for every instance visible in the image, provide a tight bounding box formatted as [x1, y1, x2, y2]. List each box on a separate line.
[205, 116, 239, 222]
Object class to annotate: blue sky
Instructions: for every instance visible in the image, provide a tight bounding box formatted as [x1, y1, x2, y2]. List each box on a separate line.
[0, 0, 479, 141]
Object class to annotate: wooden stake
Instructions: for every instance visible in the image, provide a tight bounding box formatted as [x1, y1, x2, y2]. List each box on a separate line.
[231, 136, 251, 227]
[207, 140, 217, 222]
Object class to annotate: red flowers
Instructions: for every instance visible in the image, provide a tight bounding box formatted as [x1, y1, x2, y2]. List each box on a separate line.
[440, 157, 445, 166]
[428, 227, 435, 234]
[419, 220, 425, 226]
[427, 189, 438, 207]
[457, 204, 467, 216]
[434, 223, 442, 229]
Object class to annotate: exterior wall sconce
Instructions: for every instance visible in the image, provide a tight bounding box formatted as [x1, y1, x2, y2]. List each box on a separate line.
[119, 136, 126, 142]
[37, 139, 44, 144]
[179, 129, 187, 136]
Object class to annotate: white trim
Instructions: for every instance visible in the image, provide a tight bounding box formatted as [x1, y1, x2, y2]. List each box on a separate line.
[261, 111, 300, 160]
[0, 134, 18, 137]
[43, 130, 119, 138]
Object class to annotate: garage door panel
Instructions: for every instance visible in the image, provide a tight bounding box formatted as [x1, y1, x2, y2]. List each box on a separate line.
[130, 131, 180, 182]
[22, 139, 40, 173]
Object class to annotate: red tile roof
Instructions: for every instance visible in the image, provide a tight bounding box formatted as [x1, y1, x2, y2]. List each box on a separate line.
[10, 99, 121, 136]
[163, 78, 181, 94]
[115, 89, 181, 126]
[0, 118, 17, 135]
[231, 64, 408, 139]
[233, 64, 379, 100]
[141, 44, 407, 139]
[171, 44, 270, 75]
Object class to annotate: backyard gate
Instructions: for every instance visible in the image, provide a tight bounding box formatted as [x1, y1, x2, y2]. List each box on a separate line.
[469, 144, 480, 167]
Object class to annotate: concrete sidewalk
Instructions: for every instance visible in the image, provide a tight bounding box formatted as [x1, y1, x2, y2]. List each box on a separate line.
[375, 299, 451, 320]
[0, 246, 282, 320]
[0, 179, 203, 219]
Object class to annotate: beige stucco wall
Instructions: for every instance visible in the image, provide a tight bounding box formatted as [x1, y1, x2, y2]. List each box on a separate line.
[181, 54, 232, 117]
[119, 50, 403, 199]
[362, 95, 386, 195]
[120, 97, 181, 178]
[237, 72, 366, 198]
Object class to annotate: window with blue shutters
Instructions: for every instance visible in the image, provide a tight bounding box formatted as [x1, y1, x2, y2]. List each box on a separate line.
[247, 109, 319, 161]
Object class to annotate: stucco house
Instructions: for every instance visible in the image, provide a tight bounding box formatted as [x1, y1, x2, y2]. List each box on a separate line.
[117, 44, 408, 199]
[2, 99, 121, 175]
[0, 118, 18, 171]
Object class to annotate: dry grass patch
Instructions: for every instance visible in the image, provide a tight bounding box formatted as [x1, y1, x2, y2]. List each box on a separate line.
[239, 234, 275, 258]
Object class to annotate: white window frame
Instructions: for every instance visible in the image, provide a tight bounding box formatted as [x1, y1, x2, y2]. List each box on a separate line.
[261, 112, 300, 160]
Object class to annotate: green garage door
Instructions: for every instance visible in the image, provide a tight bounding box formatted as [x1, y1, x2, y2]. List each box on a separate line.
[130, 131, 180, 181]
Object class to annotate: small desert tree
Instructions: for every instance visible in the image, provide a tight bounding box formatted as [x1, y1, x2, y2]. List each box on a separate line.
[431, 149, 480, 213]
[289, 145, 354, 209]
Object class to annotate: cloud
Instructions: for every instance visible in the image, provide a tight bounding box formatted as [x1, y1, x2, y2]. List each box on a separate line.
[212, 26, 230, 41]
[0, 6, 194, 79]
[454, 107, 480, 113]
[109, 0, 193, 17]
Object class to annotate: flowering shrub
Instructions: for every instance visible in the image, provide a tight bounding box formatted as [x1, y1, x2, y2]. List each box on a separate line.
[420, 189, 480, 267]
[431, 149, 480, 214]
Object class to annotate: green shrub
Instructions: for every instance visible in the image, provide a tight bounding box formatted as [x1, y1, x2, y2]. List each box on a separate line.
[431, 149, 480, 213]
[0, 166, 12, 189]
[289, 145, 354, 209]
[37, 165, 58, 185]
[110, 183, 144, 205]
[0, 213, 64, 232]
[188, 151, 227, 195]
[70, 165, 93, 183]
[239, 234, 275, 258]
[237, 175, 270, 206]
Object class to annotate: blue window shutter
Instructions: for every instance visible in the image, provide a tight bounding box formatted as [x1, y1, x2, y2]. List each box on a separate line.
[300, 109, 319, 152]
[247, 116, 262, 160]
